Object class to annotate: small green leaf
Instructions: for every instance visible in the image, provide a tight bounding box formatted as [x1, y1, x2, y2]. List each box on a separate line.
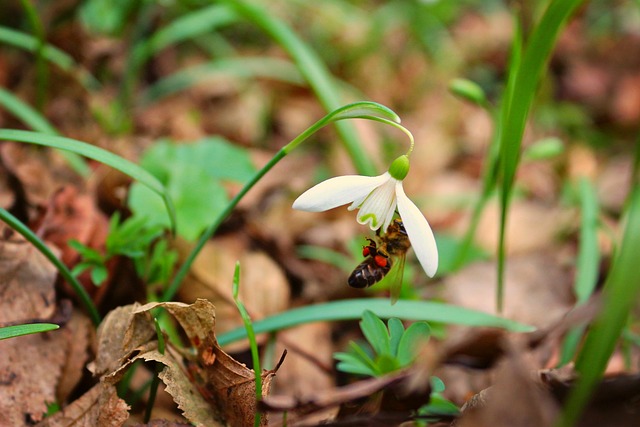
[130, 138, 255, 241]
[449, 78, 487, 107]
[347, 341, 379, 376]
[431, 376, 446, 393]
[90, 265, 108, 286]
[78, 0, 137, 36]
[0, 323, 59, 340]
[334, 352, 377, 377]
[70, 262, 93, 277]
[360, 310, 391, 357]
[522, 137, 565, 161]
[388, 318, 405, 357]
[375, 354, 401, 375]
[397, 322, 431, 367]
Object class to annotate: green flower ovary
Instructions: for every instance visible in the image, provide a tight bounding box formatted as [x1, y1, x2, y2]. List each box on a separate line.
[388, 155, 410, 180]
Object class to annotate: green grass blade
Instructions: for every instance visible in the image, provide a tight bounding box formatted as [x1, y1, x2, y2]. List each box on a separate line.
[0, 208, 100, 326]
[0, 88, 90, 176]
[232, 262, 262, 427]
[217, 299, 534, 346]
[222, 0, 376, 175]
[0, 26, 100, 90]
[575, 178, 600, 303]
[139, 57, 305, 106]
[557, 187, 640, 426]
[557, 177, 601, 367]
[142, 4, 238, 59]
[0, 129, 175, 232]
[497, 0, 584, 311]
[0, 323, 59, 340]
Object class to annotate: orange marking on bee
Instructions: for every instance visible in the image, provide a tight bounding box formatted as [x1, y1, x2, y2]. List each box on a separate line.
[374, 255, 388, 267]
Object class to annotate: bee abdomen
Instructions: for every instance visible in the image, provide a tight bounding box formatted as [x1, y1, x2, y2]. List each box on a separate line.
[348, 259, 391, 288]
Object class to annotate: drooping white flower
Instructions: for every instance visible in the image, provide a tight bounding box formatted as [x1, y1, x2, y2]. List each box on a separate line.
[292, 155, 438, 277]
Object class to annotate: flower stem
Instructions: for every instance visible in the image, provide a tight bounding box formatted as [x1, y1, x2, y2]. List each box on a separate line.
[162, 102, 411, 302]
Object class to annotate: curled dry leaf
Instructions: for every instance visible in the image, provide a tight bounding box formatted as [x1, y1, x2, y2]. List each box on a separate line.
[93, 299, 275, 427]
[35, 382, 129, 427]
[135, 300, 276, 427]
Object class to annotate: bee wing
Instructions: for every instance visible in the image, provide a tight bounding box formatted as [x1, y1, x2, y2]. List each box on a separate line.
[388, 253, 407, 305]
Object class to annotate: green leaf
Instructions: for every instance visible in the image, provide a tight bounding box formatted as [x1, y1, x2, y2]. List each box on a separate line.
[397, 322, 431, 367]
[497, 0, 585, 310]
[431, 376, 446, 393]
[71, 262, 93, 277]
[0, 323, 59, 340]
[128, 172, 228, 242]
[522, 137, 565, 161]
[90, 265, 108, 286]
[360, 310, 391, 356]
[78, 0, 137, 36]
[560, 187, 640, 425]
[130, 138, 255, 241]
[218, 299, 534, 346]
[449, 78, 488, 107]
[387, 318, 405, 357]
[334, 352, 377, 377]
[375, 354, 401, 375]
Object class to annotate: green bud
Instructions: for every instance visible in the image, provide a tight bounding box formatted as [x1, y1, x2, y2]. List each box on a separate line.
[388, 155, 410, 180]
[522, 137, 565, 161]
[449, 78, 487, 107]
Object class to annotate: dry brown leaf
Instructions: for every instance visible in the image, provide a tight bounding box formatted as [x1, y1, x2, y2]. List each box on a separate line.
[92, 300, 275, 426]
[0, 223, 58, 323]
[0, 222, 95, 424]
[134, 300, 275, 427]
[442, 252, 574, 328]
[34, 186, 111, 303]
[456, 339, 560, 427]
[55, 310, 93, 404]
[0, 310, 93, 425]
[88, 303, 156, 377]
[36, 382, 129, 427]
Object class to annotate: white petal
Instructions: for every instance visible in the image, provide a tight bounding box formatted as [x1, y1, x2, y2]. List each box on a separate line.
[292, 174, 388, 212]
[396, 183, 438, 277]
[356, 175, 397, 230]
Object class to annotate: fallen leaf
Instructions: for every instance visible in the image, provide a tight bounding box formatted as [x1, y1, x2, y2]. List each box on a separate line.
[0, 223, 59, 323]
[0, 224, 79, 425]
[442, 252, 574, 328]
[35, 382, 129, 427]
[34, 186, 111, 303]
[456, 337, 560, 427]
[134, 300, 275, 427]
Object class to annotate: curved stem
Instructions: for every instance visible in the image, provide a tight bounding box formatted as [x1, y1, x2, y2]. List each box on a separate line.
[162, 102, 410, 302]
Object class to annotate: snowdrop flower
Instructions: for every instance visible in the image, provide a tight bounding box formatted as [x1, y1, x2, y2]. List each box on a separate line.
[293, 155, 438, 277]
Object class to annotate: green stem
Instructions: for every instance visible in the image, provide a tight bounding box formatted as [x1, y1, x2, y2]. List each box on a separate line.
[162, 102, 409, 302]
[0, 208, 101, 326]
[162, 149, 285, 302]
[232, 263, 262, 427]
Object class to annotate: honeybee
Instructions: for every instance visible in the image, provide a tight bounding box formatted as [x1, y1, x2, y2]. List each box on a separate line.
[348, 218, 410, 304]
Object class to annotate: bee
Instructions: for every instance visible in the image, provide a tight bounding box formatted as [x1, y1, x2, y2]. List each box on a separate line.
[348, 218, 410, 303]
